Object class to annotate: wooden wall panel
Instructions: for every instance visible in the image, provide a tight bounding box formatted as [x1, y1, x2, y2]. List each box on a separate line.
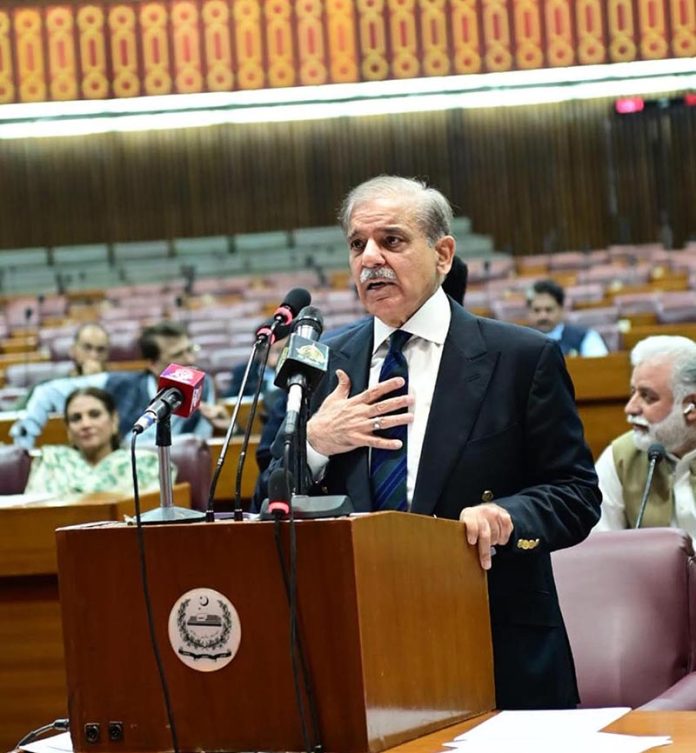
[0, 98, 693, 253]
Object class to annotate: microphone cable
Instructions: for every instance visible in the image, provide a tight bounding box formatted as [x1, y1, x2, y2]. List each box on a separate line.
[129, 431, 181, 753]
[272, 444, 324, 753]
[15, 719, 69, 750]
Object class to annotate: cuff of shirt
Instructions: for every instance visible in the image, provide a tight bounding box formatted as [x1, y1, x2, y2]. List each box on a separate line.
[306, 442, 329, 482]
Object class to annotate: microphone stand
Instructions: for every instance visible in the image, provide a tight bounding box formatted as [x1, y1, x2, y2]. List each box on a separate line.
[137, 416, 205, 524]
[635, 453, 661, 528]
[205, 326, 277, 522]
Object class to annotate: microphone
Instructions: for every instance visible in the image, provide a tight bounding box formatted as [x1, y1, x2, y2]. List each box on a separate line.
[205, 288, 312, 522]
[257, 287, 311, 344]
[132, 363, 206, 434]
[275, 306, 329, 438]
[635, 442, 666, 528]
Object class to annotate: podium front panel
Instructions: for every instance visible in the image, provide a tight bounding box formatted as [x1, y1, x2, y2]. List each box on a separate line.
[57, 514, 494, 753]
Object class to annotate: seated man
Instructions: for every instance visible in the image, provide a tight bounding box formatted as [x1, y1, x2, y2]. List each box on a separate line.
[105, 321, 224, 442]
[595, 335, 696, 539]
[14, 322, 110, 411]
[527, 279, 608, 357]
[11, 320, 223, 447]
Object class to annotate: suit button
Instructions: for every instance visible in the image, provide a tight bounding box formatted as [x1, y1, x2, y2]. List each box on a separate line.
[481, 490, 494, 503]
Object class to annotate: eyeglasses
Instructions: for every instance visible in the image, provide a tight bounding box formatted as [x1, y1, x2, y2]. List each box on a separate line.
[167, 343, 201, 360]
[76, 342, 109, 354]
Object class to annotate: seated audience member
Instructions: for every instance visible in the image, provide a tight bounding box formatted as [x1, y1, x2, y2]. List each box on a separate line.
[527, 279, 608, 357]
[105, 320, 225, 441]
[24, 387, 161, 496]
[68, 322, 111, 375]
[595, 336, 696, 538]
[11, 320, 224, 448]
[14, 322, 111, 411]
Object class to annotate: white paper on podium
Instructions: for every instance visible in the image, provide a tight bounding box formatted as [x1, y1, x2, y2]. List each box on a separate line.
[440, 709, 672, 753]
[452, 707, 632, 741]
[19, 732, 72, 753]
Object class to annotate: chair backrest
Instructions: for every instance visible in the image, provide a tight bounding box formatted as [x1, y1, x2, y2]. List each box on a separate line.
[552, 528, 696, 708]
[170, 435, 212, 512]
[0, 445, 32, 493]
[4, 361, 74, 388]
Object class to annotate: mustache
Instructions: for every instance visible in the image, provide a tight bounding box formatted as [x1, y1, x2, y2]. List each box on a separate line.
[360, 267, 396, 284]
[628, 416, 650, 429]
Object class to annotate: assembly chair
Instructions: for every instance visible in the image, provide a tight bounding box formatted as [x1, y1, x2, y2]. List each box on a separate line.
[552, 528, 696, 709]
[0, 444, 32, 493]
[169, 435, 212, 513]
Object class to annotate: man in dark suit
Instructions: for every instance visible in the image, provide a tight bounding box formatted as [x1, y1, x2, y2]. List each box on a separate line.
[265, 175, 601, 710]
[106, 321, 222, 442]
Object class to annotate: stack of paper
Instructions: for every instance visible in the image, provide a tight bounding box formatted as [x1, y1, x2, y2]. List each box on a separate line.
[440, 708, 672, 753]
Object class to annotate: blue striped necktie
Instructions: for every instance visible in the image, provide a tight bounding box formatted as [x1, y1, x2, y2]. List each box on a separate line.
[370, 330, 411, 511]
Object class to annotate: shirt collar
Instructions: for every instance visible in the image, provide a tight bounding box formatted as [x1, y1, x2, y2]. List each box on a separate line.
[545, 323, 565, 340]
[372, 286, 451, 354]
[672, 444, 696, 472]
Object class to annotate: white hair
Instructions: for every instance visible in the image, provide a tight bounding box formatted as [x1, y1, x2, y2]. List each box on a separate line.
[631, 336, 696, 399]
[338, 175, 453, 244]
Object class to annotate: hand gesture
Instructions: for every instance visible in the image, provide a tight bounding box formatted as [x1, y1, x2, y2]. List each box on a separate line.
[306, 369, 414, 457]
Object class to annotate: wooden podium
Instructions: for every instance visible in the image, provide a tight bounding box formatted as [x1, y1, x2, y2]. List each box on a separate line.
[56, 513, 494, 753]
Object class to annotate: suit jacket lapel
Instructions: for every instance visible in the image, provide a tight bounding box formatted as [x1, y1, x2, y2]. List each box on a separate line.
[326, 322, 374, 511]
[411, 305, 498, 515]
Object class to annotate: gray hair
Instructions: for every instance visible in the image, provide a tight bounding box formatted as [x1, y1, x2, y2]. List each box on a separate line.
[631, 336, 696, 399]
[338, 175, 453, 245]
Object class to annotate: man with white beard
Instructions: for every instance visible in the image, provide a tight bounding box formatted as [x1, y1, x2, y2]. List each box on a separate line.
[594, 335, 696, 538]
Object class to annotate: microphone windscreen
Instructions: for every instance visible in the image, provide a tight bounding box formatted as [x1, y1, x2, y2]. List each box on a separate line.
[157, 363, 206, 418]
[268, 468, 293, 502]
[648, 443, 666, 462]
[293, 305, 324, 336]
[282, 288, 311, 317]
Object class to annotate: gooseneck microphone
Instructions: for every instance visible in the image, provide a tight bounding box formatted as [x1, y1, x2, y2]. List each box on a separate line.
[205, 288, 311, 522]
[260, 287, 312, 344]
[132, 364, 206, 434]
[275, 306, 329, 439]
[635, 442, 667, 528]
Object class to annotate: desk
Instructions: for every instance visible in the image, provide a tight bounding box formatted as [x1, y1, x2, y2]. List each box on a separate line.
[388, 711, 696, 753]
[0, 486, 190, 753]
[565, 352, 631, 460]
[207, 435, 260, 502]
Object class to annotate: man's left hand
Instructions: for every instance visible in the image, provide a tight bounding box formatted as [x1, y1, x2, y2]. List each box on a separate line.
[459, 503, 513, 570]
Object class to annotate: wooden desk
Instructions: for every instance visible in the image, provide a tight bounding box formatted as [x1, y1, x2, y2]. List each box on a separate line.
[566, 352, 631, 460]
[388, 711, 696, 753]
[207, 435, 260, 502]
[0, 485, 190, 753]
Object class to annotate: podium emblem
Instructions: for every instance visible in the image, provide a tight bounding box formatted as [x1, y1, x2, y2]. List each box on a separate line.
[168, 588, 241, 671]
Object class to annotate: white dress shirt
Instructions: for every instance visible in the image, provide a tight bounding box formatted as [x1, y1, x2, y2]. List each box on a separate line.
[308, 287, 452, 507]
[546, 323, 609, 357]
[594, 443, 696, 541]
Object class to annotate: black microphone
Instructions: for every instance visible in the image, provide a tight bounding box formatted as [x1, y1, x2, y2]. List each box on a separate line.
[205, 288, 312, 522]
[258, 287, 311, 344]
[635, 442, 666, 528]
[275, 306, 329, 438]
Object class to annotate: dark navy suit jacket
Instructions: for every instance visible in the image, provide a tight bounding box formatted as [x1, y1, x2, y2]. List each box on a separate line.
[262, 302, 601, 709]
